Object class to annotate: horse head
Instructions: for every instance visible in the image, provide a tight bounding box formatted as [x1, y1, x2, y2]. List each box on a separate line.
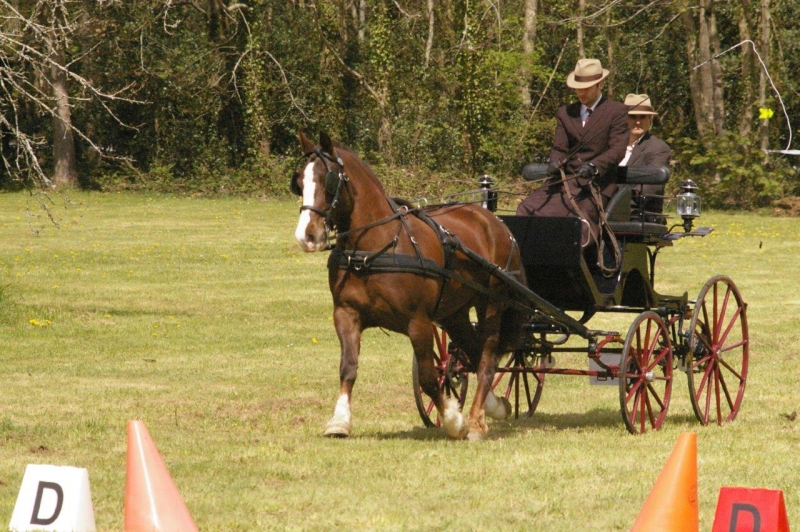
[293, 131, 351, 252]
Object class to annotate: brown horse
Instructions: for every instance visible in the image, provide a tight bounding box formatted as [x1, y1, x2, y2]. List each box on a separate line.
[292, 131, 525, 441]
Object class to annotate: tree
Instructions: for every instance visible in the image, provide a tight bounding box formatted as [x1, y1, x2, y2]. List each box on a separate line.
[0, 0, 135, 190]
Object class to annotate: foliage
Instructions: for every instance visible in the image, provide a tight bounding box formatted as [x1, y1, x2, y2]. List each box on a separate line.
[672, 132, 795, 208]
[2, 1, 798, 209]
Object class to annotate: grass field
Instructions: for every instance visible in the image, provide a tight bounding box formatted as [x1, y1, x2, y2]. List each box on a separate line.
[1, 191, 799, 531]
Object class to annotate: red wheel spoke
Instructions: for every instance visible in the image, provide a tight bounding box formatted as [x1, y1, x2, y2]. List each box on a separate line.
[716, 366, 735, 413]
[716, 306, 742, 347]
[719, 339, 748, 354]
[718, 357, 744, 382]
[713, 286, 732, 339]
[647, 346, 670, 372]
[646, 382, 667, 411]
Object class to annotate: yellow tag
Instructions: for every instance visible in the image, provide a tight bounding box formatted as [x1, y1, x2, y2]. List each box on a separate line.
[758, 107, 774, 119]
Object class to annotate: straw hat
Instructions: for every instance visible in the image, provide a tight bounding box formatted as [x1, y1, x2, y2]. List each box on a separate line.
[566, 58, 610, 89]
[624, 94, 658, 115]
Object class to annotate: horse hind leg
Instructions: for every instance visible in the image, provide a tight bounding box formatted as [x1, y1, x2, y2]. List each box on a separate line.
[410, 321, 468, 440]
[466, 309, 509, 441]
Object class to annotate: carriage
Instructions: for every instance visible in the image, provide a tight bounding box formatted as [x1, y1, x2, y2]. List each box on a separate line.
[412, 165, 749, 435]
[292, 132, 749, 440]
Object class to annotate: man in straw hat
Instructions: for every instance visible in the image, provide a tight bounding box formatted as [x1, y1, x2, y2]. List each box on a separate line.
[619, 93, 671, 222]
[517, 58, 627, 268]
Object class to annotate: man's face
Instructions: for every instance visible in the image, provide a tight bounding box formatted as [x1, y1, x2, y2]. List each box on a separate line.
[575, 81, 603, 107]
[627, 114, 653, 138]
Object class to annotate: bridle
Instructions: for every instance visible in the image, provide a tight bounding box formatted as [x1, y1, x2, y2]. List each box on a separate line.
[295, 147, 350, 230]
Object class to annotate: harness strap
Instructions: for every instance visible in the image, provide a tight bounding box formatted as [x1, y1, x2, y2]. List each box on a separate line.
[328, 249, 496, 299]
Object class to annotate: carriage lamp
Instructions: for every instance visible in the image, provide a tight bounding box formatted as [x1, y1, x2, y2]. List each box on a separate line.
[478, 175, 498, 212]
[676, 179, 701, 232]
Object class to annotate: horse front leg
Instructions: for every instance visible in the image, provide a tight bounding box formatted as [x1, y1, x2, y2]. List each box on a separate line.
[324, 306, 362, 438]
[410, 319, 468, 440]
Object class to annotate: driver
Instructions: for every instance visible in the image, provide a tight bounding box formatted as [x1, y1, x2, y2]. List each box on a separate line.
[516, 58, 628, 253]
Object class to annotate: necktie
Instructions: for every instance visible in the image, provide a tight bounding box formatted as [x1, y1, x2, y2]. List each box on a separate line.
[584, 108, 592, 127]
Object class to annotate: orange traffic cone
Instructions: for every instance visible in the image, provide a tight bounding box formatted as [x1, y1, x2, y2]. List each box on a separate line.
[630, 432, 699, 532]
[124, 420, 199, 532]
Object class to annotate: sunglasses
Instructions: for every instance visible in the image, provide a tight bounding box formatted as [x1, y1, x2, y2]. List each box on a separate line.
[628, 114, 650, 120]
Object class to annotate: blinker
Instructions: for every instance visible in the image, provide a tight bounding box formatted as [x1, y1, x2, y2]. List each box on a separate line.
[325, 170, 340, 195]
[290, 171, 302, 196]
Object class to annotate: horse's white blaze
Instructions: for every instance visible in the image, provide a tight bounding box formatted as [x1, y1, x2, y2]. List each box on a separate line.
[441, 397, 467, 439]
[294, 161, 322, 251]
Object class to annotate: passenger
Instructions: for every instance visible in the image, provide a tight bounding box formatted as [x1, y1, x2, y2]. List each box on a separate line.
[517, 58, 627, 272]
[619, 93, 671, 222]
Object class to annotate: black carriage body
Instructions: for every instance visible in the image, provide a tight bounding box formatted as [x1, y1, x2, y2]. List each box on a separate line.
[500, 215, 686, 315]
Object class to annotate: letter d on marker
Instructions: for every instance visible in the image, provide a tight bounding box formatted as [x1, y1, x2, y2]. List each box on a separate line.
[31, 481, 64, 525]
[9, 464, 96, 532]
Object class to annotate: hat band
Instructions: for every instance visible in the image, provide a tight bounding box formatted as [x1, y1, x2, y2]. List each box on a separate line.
[574, 72, 603, 82]
[629, 105, 655, 113]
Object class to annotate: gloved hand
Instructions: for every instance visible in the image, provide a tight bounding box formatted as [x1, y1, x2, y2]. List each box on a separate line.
[547, 163, 561, 176]
[576, 163, 597, 179]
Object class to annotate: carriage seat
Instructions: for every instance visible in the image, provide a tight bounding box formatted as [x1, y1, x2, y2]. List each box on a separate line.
[607, 166, 671, 238]
[520, 164, 671, 239]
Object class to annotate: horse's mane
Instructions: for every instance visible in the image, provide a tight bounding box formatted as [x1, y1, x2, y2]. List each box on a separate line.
[333, 142, 389, 197]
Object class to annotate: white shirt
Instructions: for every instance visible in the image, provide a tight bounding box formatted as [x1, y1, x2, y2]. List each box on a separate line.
[619, 136, 642, 166]
[581, 95, 602, 126]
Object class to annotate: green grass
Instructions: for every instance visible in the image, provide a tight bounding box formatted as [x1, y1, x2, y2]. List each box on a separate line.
[1, 191, 799, 531]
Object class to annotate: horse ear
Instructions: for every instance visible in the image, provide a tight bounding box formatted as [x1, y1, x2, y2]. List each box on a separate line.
[298, 130, 314, 153]
[319, 131, 334, 155]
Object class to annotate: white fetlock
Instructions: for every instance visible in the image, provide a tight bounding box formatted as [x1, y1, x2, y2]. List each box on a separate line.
[484, 391, 512, 420]
[323, 394, 352, 438]
[441, 397, 468, 440]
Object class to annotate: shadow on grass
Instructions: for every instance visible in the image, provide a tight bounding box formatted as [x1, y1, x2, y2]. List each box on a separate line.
[372, 406, 660, 441]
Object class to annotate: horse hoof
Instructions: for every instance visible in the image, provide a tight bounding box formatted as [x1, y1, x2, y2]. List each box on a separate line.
[467, 430, 485, 442]
[498, 396, 512, 420]
[485, 392, 512, 420]
[323, 421, 351, 438]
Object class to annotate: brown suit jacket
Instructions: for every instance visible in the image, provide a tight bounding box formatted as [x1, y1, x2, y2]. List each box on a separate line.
[625, 132, 672, 220]
[549, 95, 628, 199]
[627, 132, 671, 167]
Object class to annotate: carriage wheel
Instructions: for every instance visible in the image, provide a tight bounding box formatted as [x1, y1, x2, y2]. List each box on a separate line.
[491, 350, 546, 419]
[686, 275, 749, 426]
[619, 311, 673, 434]
[412, 326, 469, 428]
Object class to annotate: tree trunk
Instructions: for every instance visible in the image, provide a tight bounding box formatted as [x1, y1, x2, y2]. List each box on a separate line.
[682, 7, 709, 138]
[737, 0, 755, 139]
[519, 0, 537, 107]
[758, 0, 771, 152]
[50, 46, 77, 187]
[697, 0, 717, 136]
[709, 11, 726, 135]
[425, 0, 434, 68]
[604, 7, 614, 98]
[577, 0, 585, 59]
